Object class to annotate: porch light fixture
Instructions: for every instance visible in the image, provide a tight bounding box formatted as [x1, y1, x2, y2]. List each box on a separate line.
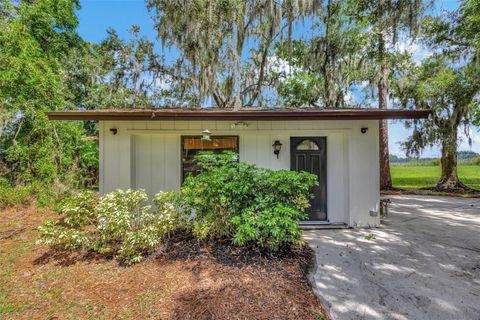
[109, 128, 117, 135]
[201, 129, 211, 142]
[272, 140, 282, 159]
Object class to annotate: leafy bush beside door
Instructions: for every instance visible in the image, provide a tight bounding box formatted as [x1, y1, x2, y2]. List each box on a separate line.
[170, 151, 318, 249]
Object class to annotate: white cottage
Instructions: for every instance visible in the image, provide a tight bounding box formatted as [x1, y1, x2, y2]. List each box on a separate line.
[48, 108, 429, 228]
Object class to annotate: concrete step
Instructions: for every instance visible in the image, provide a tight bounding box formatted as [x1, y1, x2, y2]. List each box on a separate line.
[300, 222, 349, 230]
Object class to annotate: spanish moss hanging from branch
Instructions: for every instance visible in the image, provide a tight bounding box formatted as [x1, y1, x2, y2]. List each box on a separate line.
[146, 0, 322, 109]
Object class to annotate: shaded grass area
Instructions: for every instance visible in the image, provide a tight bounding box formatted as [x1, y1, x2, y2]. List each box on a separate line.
[0, 206, 326, 320]
[391, 165, 480, 190]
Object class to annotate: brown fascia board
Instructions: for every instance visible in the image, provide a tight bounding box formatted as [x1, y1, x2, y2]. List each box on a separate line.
[46, 109, 431, 121]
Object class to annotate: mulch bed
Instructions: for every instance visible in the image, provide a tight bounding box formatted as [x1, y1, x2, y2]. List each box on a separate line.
[0, 206, 327, 320]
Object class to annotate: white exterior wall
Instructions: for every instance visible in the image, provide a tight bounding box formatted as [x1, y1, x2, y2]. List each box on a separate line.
[99, 120, 380, 227]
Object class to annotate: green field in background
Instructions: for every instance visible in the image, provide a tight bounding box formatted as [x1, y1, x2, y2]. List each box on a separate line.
[391, 165, 480, 190]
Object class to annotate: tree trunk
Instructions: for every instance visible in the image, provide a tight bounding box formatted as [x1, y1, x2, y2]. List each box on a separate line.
[436, 127, 467, 191]
[378, 61, 393, 190]
[233, 9, 246, 111]
[323, 0, 332, 107]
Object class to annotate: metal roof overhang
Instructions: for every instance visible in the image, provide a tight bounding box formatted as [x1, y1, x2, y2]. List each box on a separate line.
[47, 108, 431, 121]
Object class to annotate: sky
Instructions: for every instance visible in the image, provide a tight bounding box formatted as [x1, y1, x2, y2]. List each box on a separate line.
[75, 0, 479, 157]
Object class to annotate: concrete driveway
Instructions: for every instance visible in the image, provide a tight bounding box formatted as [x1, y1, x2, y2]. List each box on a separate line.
[304, 195, 480, 320]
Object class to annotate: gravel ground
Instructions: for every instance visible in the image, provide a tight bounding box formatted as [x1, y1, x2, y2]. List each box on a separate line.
[305, 195, 480, 320]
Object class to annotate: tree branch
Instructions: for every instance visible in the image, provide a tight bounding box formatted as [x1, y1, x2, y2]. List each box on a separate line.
[12, 118, 23, 146]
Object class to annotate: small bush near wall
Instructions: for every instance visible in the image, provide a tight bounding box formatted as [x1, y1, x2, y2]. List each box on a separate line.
[38, 189, 178, 265]
[180, 151, 317, 250]
[39, 152, 317, 264]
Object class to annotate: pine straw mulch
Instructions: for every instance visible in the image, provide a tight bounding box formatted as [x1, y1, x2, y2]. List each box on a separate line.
[0, 206, 327, 320]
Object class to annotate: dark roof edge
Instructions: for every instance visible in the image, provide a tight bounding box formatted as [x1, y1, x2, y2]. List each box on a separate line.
[47, 109, 431, 121]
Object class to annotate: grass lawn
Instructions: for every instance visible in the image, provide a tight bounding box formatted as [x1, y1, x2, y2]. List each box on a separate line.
[391, 164, 480, 190]
[0, 206, 326, 320]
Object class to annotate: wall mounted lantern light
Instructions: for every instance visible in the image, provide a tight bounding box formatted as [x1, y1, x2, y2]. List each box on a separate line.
[109, 128, 118, 135]
[272, 140, 283, 159]
[201, 129, 212, 142]
[361, 127, 368, 134]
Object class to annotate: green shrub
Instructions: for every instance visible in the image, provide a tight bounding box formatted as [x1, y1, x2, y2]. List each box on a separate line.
[75, 140, 99, 188]
[232, 205, 306, 250]
[0, 179, 72, 210]
[229, 169, 313, 250]
[180, 151, 317, 250]
[467, 156, 480, 166]
[32, 182, 63, 208]
[0, 184, 33, 209]
[0, 177, 10, 189]
[38, 189, 178, 265]
[181, 152, 258, 239]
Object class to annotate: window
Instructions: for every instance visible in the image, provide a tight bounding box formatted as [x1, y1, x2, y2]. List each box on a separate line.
[296, 139, 320, 150]
[181, 136, 239, 181]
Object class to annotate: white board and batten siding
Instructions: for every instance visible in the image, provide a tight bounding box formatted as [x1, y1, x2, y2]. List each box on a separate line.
[99, 120, 380, 227]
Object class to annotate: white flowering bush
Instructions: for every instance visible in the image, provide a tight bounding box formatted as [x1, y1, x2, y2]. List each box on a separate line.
[38, 220, 91, 250]
[38, 191, 97, 249]
[152, 191, 190, 234]
[90, 189, 155, 261]
[61, 190, 98, 227]
[38, 189, 185, 265]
